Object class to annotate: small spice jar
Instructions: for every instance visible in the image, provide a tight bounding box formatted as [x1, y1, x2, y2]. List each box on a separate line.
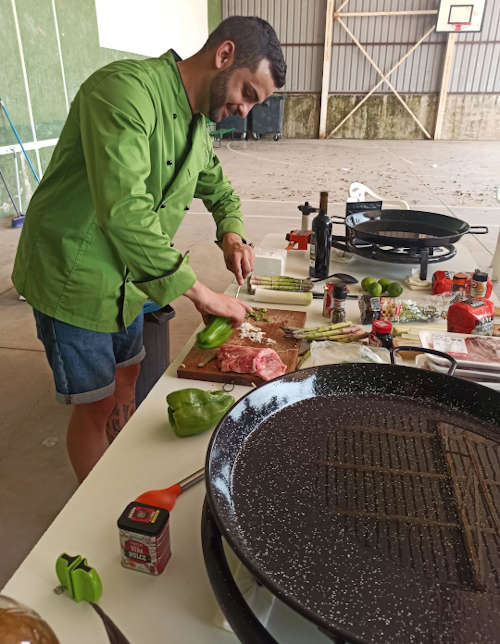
[369, 319, 393, 349]
[330, 283, 347, 323]
[117, 502, 171, 575]
[452, 272, 468, 292]
[470, 269, 488, 298]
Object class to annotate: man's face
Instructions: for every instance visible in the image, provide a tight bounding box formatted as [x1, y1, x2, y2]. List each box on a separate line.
[208, 58, 276, 123]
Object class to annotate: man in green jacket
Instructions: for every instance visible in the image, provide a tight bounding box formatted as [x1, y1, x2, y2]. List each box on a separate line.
[12, 16, 286, 481]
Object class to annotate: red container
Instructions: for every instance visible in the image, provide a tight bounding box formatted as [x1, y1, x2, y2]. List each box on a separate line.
[447, 298, 495, 336]
[432, 270, 492, 298]
[322, 281, 335, 318]
[368, 320, 393, 349]
[117, 502, 171, 575]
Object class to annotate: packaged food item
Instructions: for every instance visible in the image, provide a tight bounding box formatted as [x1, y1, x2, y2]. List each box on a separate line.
[368, 320, 393, 349]
[118, 502, 171, 575]
[322, 280, 334, 318]
[447, 298, 495, 335]
[452, 272, 468, 293]
[309, 341, 390, 367]
[470, 269, 488, 298]
[359, 295, 448, 324]
[432, 270, 492, 298]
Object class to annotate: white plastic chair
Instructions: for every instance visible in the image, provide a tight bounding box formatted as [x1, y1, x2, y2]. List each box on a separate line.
[348, 181, 410, 210]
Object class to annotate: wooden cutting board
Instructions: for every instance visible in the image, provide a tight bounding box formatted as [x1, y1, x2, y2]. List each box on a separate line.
[177, 308, 307, 386]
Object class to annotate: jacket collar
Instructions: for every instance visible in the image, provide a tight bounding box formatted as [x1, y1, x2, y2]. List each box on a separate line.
[161, 49, 192, 123]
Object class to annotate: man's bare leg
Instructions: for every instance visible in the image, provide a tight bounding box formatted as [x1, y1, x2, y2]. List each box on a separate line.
[67, 395, 116, 483]
[66, 363, 140, 482]
[106, 363, 141, 444]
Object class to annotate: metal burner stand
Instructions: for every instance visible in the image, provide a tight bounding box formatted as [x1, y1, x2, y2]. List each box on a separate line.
[342, 237, 456, 281]
[331, 224, 457, 280]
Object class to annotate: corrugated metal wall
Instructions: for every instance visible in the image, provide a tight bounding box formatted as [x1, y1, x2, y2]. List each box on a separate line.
[330, 0, 445, 93]
[450, 0, 500, 93]
[222, 0, 326, 92]
[222, 0, 500, 94]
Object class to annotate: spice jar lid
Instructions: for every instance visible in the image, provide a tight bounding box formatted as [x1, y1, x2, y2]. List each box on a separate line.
[333, 284, 347, 298]
[472, 269, 488, 282]
[372, 319, 393, 334]
[118, 502, 170, 535]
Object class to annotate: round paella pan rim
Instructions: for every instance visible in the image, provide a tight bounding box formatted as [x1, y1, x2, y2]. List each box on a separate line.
[344, 209, 472, 248]
[203, 363, 500, 642]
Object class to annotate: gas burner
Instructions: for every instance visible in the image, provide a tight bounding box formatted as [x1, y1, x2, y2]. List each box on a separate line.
[330, 225, 458, 280]
[344, 238, 457, 280]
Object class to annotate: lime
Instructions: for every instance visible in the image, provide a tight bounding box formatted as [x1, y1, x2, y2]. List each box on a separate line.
[386, 282, 403, 297]
[367, 282, 383, 296]
[378, 278, 392, 291]
[361, 276, 376, 292]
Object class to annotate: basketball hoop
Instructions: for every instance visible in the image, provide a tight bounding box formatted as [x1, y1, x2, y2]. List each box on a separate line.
[436, 1, 486, 33]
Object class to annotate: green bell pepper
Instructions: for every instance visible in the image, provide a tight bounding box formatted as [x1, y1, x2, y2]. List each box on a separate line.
[166, 388, 235, 437]
[196, 316, 234, 349]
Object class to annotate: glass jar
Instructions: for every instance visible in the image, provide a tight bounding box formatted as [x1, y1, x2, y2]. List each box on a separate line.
[369, 319, 393, 349]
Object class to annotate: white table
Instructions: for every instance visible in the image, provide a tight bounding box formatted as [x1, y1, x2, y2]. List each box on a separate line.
[1, 235, 489, 642]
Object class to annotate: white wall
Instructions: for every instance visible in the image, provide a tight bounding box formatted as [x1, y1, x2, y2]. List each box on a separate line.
[95, 0, 208, 59]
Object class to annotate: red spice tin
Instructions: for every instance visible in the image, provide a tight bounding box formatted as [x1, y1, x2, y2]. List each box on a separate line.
[322, 281, 335, 318]
[117, 502, 171, 575]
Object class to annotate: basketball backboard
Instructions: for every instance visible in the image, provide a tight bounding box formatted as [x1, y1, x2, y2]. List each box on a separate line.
[436, 0, 486, 32]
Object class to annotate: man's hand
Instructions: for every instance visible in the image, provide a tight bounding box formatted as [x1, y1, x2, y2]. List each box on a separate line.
[222, 232, 254, 285]
[184, 281, 252, 327]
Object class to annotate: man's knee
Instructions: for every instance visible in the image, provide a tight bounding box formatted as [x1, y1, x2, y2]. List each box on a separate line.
[73, 394, 116, 422]
[115, 363, 141, 390]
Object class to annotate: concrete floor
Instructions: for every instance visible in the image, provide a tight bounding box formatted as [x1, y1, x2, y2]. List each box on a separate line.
[1, 138, 499, 588]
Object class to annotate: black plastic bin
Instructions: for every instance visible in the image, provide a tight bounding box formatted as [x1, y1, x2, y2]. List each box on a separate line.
[216, 114, 248, 139]
[249, 95, 284, 140]
[135, 305, 176, 407]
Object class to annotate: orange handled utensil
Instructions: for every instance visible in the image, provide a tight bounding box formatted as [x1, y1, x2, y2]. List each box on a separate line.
[135, 467, 205, 512]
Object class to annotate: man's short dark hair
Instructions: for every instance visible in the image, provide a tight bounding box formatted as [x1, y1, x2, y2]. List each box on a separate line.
[201, 16, 286, 89]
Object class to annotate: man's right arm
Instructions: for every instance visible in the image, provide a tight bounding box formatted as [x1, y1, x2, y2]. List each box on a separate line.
[184, 281, 251, 327]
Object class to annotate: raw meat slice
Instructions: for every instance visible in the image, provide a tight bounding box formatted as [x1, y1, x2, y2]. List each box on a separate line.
[217, 345, 287, 381]
[464, 336, 500, 362]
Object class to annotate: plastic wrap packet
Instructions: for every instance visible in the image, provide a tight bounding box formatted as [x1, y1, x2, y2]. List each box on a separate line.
[310, 341, 390, 366]
[359, 295, 450, 324]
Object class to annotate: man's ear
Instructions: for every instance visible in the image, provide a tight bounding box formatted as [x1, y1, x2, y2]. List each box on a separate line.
[214, 40, 235, 70]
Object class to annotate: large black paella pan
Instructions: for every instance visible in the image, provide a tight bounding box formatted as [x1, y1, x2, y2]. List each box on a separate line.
[202, 351, 500, 643]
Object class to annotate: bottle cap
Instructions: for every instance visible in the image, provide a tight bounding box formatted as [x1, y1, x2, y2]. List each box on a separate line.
[333, 284, 347, 298]
[472, 269, 488, 282]
[372, 320, 393, 334]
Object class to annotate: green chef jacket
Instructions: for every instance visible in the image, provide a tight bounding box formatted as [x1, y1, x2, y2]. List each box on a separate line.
[12, 50, 245, 332]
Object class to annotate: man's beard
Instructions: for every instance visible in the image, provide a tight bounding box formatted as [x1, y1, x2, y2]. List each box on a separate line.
[208, 68, 232, 122]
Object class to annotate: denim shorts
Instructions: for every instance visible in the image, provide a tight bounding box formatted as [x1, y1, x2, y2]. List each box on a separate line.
[33, 309, 145, 405]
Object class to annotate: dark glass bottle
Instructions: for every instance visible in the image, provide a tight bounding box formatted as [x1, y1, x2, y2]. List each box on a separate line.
[309, 191, 332, 279]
